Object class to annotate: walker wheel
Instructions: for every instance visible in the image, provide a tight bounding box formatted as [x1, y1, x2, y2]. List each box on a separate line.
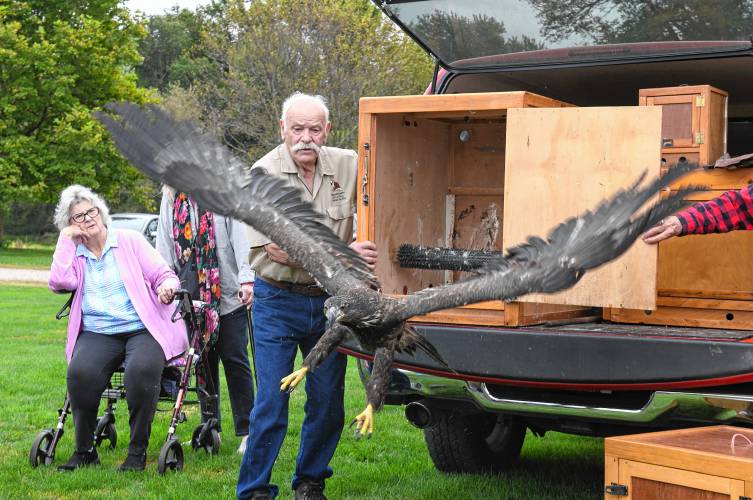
[207, 428, 221, 455]
[157, 438, 184, 474]
[93, 417, 117, 449]
[29, 429, 55, 467]
[191, 424, 221, 455]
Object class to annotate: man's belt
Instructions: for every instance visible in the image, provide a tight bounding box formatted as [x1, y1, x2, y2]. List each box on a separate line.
[259, 277, 326, 297]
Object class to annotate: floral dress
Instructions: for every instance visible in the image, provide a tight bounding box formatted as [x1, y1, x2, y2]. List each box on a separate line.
[173, 192, 221, 345]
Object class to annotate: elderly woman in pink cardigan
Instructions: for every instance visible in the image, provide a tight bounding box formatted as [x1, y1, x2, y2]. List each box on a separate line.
[49, 185, 188, 473]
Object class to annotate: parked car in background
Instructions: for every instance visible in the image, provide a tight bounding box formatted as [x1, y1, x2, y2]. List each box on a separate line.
[109, 213, 158, 247]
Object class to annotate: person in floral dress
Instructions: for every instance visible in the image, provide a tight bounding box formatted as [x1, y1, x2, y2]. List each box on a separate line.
[157, 186, 255, 454]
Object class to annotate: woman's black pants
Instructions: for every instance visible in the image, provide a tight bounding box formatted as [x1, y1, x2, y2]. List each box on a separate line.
[67, 329, 164, 456]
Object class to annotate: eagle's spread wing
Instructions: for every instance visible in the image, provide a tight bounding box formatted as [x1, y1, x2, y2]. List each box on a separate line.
[398, 162, 702, 319]
[95, 102, 378, 294]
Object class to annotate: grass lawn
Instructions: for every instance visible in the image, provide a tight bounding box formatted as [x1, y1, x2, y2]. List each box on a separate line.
[0, 234, 56, 269]
[0, 285, 604, 499]
[0, 248, 54, 269]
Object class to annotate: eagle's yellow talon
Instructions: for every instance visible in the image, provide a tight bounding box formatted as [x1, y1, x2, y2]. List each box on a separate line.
[353, 404, 374, 438]
[280, 366, 309, 393]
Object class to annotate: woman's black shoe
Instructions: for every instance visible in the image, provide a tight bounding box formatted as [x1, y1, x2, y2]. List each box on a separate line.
[118, 452, 147, 472]
[57, 449, 100, 471]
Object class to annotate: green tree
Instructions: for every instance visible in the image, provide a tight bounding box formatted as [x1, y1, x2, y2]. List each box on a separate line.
[136, 5, 223, 91]
[411, 11, 544, 62]
[162, 0, 433, 159]
[529, 0, 753, 44]
[0, 0, 153, 242]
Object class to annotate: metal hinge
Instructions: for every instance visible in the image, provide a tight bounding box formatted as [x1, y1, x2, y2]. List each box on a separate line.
[695, 131, 705, 144]
[740, 496, 751, 500]
[696, 95, 705, 107]
[605, 483, 628, 496]
[361, 142, 370, 206]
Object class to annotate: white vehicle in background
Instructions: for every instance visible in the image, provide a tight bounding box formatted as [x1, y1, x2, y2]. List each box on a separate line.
[109, 213, 158, 247]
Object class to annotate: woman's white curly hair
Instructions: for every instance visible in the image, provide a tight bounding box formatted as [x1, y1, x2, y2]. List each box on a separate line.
[53, 184, 111, 230]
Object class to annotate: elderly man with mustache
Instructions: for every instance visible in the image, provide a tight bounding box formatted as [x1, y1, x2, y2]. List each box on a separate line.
[238, 92, 377, 500]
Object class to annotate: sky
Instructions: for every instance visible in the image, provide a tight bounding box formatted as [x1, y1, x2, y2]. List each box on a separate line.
[124, 0, 211, 16]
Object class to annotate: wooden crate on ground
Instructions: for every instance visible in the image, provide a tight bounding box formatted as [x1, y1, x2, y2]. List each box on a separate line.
[605, 425, 753, 499]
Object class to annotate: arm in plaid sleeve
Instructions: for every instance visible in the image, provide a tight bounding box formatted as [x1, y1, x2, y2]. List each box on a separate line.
[677, 183, 753, 235]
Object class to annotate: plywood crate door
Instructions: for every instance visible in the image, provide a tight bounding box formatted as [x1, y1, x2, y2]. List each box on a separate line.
[503, 107, 662, 310]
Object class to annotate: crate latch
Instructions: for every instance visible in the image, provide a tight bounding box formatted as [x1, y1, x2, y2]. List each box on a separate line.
[361, 142, 370, 206]
[605, 483, 628, 496]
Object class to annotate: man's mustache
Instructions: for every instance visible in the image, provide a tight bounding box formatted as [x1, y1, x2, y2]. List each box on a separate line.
[291, 142, 321, 154]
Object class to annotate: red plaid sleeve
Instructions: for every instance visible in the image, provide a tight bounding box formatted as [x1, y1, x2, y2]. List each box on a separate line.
[677, 183, 753, 235]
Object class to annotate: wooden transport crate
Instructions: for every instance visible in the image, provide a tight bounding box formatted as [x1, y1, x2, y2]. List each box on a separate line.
[502, 106, 663, 311]
[357, 91, 590, 327]
[604, 425, 753, 499]
[639, 84, 727, 162]
[604, 84, 753, 330]
[357, 92, 666, 327]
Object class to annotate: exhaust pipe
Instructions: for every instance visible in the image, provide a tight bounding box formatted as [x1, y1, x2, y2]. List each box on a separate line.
[405, 401, 434, 429]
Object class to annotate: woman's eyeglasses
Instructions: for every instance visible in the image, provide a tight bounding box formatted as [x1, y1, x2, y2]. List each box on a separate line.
[70, 207, 100, 223]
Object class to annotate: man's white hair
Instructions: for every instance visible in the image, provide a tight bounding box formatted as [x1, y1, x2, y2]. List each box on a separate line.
[280, 92, 330, 130]
[53, 184, 111, 230]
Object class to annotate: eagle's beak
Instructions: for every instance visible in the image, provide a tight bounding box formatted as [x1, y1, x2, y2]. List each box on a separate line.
[325, 306, 339, 328]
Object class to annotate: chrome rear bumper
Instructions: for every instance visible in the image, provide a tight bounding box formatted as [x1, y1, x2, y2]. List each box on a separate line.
[374, 363, 753, 426]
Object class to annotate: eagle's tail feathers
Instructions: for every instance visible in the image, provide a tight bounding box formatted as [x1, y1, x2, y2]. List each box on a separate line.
[399, 325, 455, 373]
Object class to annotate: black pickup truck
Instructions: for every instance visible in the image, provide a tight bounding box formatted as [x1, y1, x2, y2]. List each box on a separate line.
[340, 0, 753, 474]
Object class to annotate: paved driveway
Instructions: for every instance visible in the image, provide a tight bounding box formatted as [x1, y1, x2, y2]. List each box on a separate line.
[0, 267, 49, 284]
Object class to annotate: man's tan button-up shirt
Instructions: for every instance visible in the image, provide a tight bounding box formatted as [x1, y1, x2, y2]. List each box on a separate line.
[247, 143, 357, 285]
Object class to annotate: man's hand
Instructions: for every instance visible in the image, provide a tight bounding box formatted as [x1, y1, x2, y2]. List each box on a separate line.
[642, 215, 682, 244]
[156, 283, 177, 304]
[264, 242, 296, 266]
[239, 283, 254, 308]
[350, 240, 378, 270]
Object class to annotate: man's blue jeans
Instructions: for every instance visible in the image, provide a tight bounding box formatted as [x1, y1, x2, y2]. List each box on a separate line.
[237, 279, 346, 499]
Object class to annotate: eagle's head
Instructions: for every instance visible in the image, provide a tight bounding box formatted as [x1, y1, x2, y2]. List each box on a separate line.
[325, 295, 354, 328]
[324, 288, 381, 328]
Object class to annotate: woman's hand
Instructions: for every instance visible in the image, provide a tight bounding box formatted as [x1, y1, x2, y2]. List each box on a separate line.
[239, 283, 254, 308]
[61, 225, 90, 245]
[156, 283, 176, 304]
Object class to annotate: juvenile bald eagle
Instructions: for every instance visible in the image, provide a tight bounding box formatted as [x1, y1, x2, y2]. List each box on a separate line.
[96, 102, 700, 436]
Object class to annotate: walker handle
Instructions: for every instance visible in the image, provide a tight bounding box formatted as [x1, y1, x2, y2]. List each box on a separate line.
[55, 291, 75, 320]
[171, 289, 192, 322]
